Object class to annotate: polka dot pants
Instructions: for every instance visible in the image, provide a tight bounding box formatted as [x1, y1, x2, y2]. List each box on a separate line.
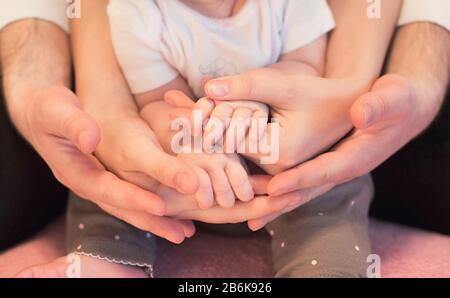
[266, 175, 374, 278]
[66, 175, 373, 278]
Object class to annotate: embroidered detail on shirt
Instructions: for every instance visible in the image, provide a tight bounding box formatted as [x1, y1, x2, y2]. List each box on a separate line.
[199, 58, 238, 78]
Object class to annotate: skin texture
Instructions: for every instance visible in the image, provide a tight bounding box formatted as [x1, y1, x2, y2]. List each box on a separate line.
[250, 23, 450, 229]
[2, 0, 438, 247]
[71, 0, 203, 244]
[79, 0, 336, 226]
[0, 20, 167, 220]
[70, 0, 296, 236]
[12, 1, 450, 279]
[133, 35, 326, 207]
[0, 18, 200, 244]
[0, 0, 408, 240]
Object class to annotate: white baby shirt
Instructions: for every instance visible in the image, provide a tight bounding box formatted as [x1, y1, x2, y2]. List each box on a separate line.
[108, 0, 335, 97]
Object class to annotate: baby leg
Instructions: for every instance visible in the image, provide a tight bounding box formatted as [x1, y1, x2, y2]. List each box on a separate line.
[64, 193, 157, 277]
[267, 175, 374, 278]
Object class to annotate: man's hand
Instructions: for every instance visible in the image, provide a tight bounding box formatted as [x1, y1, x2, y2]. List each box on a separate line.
[1, 19, 198, 244]
[248, 22, 450, 229]
[9, 86, 192, 237]
[268, 75, 416, 194]
[8, 85, 197, 244]
[203, 22, 449, 230]
[204, 72, 443, 231]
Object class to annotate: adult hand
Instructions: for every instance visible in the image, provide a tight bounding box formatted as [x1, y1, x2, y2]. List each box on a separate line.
[8, 86, 197, 243]
[170, 68, 366, 174]
[248, 74, 420, 230]
[84, 103, 204, 243]
[166, 69, 372, 227]
[159, 175, 302, 224]
[203, 70, 421, 230]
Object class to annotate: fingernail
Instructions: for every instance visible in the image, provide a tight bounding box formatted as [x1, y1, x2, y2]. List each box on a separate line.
[207, 81, 229, 97]
[363, 104, 375, 127]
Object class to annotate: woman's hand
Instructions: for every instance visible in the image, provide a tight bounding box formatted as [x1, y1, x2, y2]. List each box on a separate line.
[90, 105, 204, 243]
[170, 68, 368, 174]
[164, 70, 370, 227]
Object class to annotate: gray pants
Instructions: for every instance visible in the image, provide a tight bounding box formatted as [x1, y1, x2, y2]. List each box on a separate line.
[67, 175, 373, 277]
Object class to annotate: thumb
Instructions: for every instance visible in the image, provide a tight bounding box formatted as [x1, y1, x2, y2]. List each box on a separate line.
[204, 68, 291, 106]
[43, 88, 100, 154]
[123, 134, 200, 195]
[351, 74, 414, 129]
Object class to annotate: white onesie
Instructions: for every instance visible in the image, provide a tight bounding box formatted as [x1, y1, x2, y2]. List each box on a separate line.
[108, 0, 335, 98]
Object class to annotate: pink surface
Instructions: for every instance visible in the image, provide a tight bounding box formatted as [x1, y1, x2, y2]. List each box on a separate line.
[1, 218, 449, 278]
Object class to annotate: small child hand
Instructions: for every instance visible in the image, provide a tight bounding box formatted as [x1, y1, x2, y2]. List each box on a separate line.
[192, 98, 269, 153]
[177, 150, 254, 209]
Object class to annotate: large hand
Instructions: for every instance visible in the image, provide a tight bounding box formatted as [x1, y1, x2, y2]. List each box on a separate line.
[202, 71, 419, 230]
[248, 74, 423, 229]
[165, 70, 367, 227]
[159, 175, 303, 224]
[200, 69, 367, 174]
[9, 86, 197, 243]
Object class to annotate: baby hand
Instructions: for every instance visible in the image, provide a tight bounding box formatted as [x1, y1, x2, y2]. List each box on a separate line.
[178, 150, 254, 209]
[190, 98, 269, 153]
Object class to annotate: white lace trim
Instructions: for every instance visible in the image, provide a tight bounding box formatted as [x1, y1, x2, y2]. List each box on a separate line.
[75, 251, 154, 270]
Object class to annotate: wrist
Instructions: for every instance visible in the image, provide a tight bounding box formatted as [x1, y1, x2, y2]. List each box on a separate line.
[404, 74, 446, 133]
[83, 100, 140, 124]
[5, 85, 56, 141]
[329, 75, 375, 109]
[326, 56, 380, 84]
